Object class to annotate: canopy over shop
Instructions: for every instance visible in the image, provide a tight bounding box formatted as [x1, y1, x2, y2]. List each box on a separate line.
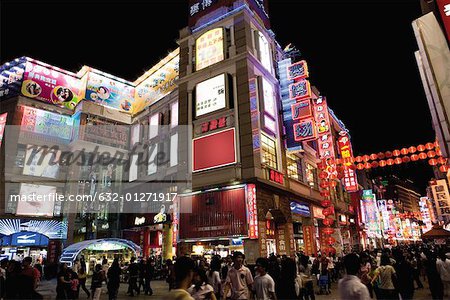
[422, 224, 450, 245]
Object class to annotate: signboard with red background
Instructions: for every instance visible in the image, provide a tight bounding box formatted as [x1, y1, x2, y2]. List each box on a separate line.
[313, 97, 336, 161]
[437, 0, 450, 42]
[302, 225, 317, 256]
[246, 184, 258, 239]
[337, 132, 358, 192]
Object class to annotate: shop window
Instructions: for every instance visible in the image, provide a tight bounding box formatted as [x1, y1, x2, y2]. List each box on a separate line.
[170, 133, 178, 167]
[149, 113, 159, 140]
[305, 163, 318, 189]
[170, 101, 178, 128]
[287, 153, 304, 182]
[261, 133, 277, 169]
[255, 31, 273, 74]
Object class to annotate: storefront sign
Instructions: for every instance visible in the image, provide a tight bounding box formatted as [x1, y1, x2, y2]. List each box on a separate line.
[196, 28, 224, 71]
[377, 200, 390, 233]
[293, 117, 316, 142]
[195, 74, 227, 117]
[337, 132, 358, 192]
[419, 197, 432, 231]
[0, 113, 7, 148]
[134, 51, 179, 114]
[0, 219, 67, 240]
[313, 97, 336, 160]
[302, 225, 316, 256]
[287, 60, 309, 81]
[193, 128, 236, 172]
[290, 202, 311, 217]
[201, 116, 228, 133]
[153, 204, 168, 224]
[86, 241, 126, 251]
[21, 61, 85, 110]
[134, 217, 146, 226]
[312, 205, 325, 219]
[249, 78, 261, 153]
[21, 106, 74, 140]
[288, 79, 311, 101]
[437, 0, 450, 42]
[261, 78, 276, 117]
[430, 179, 450, 218]
[23, 145, 61, 179]
[0, 57, 26, 99]
[16, 184, 57, 217]
[269, 169, 284, 184]
[189, 0, 219, 17]
[246, 184, 258, 239]
[10, 232, 49, 247]
[291, 100, 312, 120]
[361, 190, 381, 237]
[258, 32, 273, 74]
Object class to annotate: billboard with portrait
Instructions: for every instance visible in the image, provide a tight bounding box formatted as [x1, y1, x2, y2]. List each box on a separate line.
[0, 57, 27, 100]
[16, 184, 56, 217]
[21, 60, 86, 110]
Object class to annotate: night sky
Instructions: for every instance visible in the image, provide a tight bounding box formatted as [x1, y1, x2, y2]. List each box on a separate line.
[1, 0, 436, 193]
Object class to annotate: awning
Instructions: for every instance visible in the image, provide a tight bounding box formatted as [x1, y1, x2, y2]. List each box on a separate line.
[422, 224, 450, 239]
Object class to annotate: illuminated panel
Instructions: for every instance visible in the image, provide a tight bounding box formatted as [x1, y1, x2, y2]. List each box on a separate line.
[21, 106, 74, 140]
[313, 97, 336, 160]
[287, 60, 309, 81]
[289, 79, 311, 101]
[0, 113, 7, 149]
[196, 28, 225, 71]
[293, 117, 316, 142]
[246, 184, 258, 239]
[16, 184, 56, 217]
[195, 74, 227, 117]
[337, 132, 358, 192]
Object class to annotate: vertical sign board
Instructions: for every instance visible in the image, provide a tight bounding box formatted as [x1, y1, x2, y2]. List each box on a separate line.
[337, 132, 358, 192]
[313, 97, 336, 161]
[246, 184, 258, 239]
[361, 190, 381, 237]
[0, 113, 7, 149]
[437, 0, 450, 43]
[249, 78, 261, 153]
[195, 28, 225, 71]
[302, 225, 316, 256]
[430, 179, 450, 219]
[419, 197, 432, 231]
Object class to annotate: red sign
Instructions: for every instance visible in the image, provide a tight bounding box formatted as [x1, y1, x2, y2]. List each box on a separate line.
[291, 100, 312, 120]
[269, 169, 284, 184]
[437, 0, 450, 42]
[313, 97, 336, 160]
[293, 117, 316, 142]
[201, 116, 227, 133]
[246, 184, 258, 239]
[0, 113, 7, 149]
[289, 79, 311, 101]
[178, 187, 248, 239]
[288, 60, 309, 81]
[337, 132, 358, 192]
[193, 128, 236, 172]
[302, 225, 316, 256]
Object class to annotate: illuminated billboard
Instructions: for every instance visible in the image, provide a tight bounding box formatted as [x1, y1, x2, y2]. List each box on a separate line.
[0, 57, 27, 99]
[196, 28, 225, 71]
[16, 184, 57, 217]
[195, 74, 227, 117]
[21, 106, 73, 140]
[337, 132, 358, 192]
[21, 60, 85, 110]
[313, 97, 336, 160]
[23, 145, 61, 179]
[0, 113, 6, 149]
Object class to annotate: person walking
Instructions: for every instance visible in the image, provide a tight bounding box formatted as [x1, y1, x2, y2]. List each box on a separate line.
[188, 268, 216, 300]
[107, 258, 121, 300]
[56, 263, 71, 300]
[338, 253, 370, 300]
[91, 264, 106, 300]
[359, 253, 373, 298]
[20, 256, 42, 299]
[423, 249, 444, 300]
[77, 267, 90, 299]
[127, 257, 140, 296]
[393, 250, 414, 300]
[145, 257, 155, 296]
[436, 250, 450, 298]
[138, 258, 146, 294]
[224, 252, 253, 300]
[371, 254, 398, 300]
[278, 257, 297, 299]
[5, 260, 22, 299]
[207, 258, 221, 300]
[163, 256, 196, 300]
[253, 257, 277, 300]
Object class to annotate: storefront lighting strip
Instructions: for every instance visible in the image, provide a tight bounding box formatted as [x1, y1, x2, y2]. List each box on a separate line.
[192, 4, 248, 33]
[179, 184, 246, 196]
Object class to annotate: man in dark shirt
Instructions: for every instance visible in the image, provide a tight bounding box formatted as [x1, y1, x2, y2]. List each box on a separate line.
[145, 257, 155, 295]
[127, 257, 140, 296]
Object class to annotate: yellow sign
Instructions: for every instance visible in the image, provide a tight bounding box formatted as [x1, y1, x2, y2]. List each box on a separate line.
[196, 28, 224, 71]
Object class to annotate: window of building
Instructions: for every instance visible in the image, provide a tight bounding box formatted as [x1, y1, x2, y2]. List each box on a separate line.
[305, 163, 318, 189]
[171, 101, 178, 128]
[149, 113, 159, 139]
[257, 32, 273, 74]
[287, 153, 304, 182]
[261, 133, 277, 169]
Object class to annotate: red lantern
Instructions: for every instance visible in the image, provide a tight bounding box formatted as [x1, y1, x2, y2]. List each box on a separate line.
[322, 227, 335, 235]
[371, 161, 379, 168]
[320, 190, 330, 197]
[385, 151, 393, 158]
[438, 157, 447, 165]
[321, 200, 332, 207]
[429, 159, 438, 166]
[322, 218, 334, 226]
[322, 207, 333, 217]
[355, 156, 363, 163]
[379, 160, 387, 167]
[377, 152, 385, 159]
[427, 151, 436, 158]
[411, 154, 419, 161]
[370, 153, 378, 160]
[364, 162, 372, 169]
[319, 171, 328, 179]
[363, 155, 370, 162]
[426, 143, 435, 150]
[393, 150, 401, 157]
[387, 159, 395, 166]
[402, 156, 410, 163]
[436, 148, 442, 156]
[329, 180, 337, 187]
[394, 157, 402, 165]
[320, 180, 329, 189]
[400, 148, 409, 155]
[439, 165, 449, 173]
[326, 237, 336, 245]
[349, 164, 357, 170]
[417, 144, 426, 152]
[408, 146, 417, 154]
[317, 162, 326, 170]
[419, 152, 428, 160]
[357, 163, 364, 170]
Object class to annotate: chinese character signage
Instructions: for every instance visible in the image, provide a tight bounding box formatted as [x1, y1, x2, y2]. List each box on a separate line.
[337, 132, 358, 192]
[287, 60, 309, 81]
[291, 100, 312, 120]
[430, 179, 450, 218]
[21, 61, 86, 110]
[21, 106, 74, 140]
[195, 74, 227, 117]
[0, 113, 7, 149]
[361, 190, 381, 237]
[293, 117, 316, 142]
[189, 0, 219, 17]
[246, 184, 258, 239]
[196, 28, 225, 71]
[313, 97, 336, 160]
[419, 197, 432, 231]
[302, 225, 316, 256]
[289, 79, 311, 101]
[269, 169, 284, 184]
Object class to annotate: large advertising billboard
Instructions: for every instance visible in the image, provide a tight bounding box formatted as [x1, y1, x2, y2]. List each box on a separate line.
[0, 57, 27, 100]
[195, 73, 227, 117]
[21, 106, 73, 140]
[23, 145, 61, 179]
[21, 61, 85, 110]
[85, 71, 135, 113]
[430, 179, 450, 219]
[196, 28, 225, 71]
[313, 97, 336, 160]
[16, 184, 56, 217]
[337, 132, 358, 192]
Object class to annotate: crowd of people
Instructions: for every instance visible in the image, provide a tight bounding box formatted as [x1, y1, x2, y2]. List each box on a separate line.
[0, 256, 43, 299]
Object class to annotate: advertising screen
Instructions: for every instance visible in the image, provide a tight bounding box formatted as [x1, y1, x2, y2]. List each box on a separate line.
[258, 32, 272, 74]
[193, 128, 236, 172]
[85, 71, 135, 113]
[0, 57, 27, 99]
[21, 106, 73, 140]
[23, 145, 61, 179]
[21, 61, 85, 110]
[196, 28, 225, 71]
[195, 74, 227, 117]
[16, 184, 56, 217]
[262, 78, 276, 117]
[134, 52, 179, 113]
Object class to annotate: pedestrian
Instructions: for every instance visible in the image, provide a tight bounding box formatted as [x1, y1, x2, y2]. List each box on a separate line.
[0, 258, 8, 299]
[371, 254, 398, 300]
[436, 250, 450, 298]
[408, 252, 424, 289]
[278, 257, 297, 299]
[5, 260, 21, 299]
[207, 258, 221, 299]
[392, 249, 414, 300]
[68, 269, 79, 300]
[20, 256, 42, 299]
[79, 255, 87, 273]
[253, 257, 277, 300]
[144, 257, 155, 295]
[91, 264, 106, 300]
[107, 258, 121, 300]
[77, 267, 90, 299]
[267, 255, 280, 298]
[138, 258, 146, 294]
[359, 253, 373, 298]
[188, 268, 216, 300]
[163, 256, 196, 300]
[56, 263, 71, 300]
[224, 251, 253, 300]
[338, 253, 370, 300]
[166, 259, 176, 291]
[423, 249, 444, 300]
[127, 257, 140, 296]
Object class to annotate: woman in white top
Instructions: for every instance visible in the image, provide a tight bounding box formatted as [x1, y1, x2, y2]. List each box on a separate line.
[188, 268, 217, 300]
[207, 259, 221, 299]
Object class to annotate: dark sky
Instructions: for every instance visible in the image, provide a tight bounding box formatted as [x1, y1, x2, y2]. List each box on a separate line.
[0, 0, 435, 193]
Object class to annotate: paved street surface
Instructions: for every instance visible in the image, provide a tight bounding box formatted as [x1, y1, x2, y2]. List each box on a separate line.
[36, 277, 436, 300]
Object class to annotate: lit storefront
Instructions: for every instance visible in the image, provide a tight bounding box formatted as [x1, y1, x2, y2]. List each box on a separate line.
[290, 201, 312, 253]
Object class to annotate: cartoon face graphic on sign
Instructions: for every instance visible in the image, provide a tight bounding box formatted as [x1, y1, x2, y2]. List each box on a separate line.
[22, 80, 42, 98]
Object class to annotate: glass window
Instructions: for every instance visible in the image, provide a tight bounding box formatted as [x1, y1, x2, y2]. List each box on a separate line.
[170, 133, 178, 167]
[305, 163, 318, 189]
[171, 101, 178, 128]
[149, 113, 159, 139]
[287, 153, 304, 182]
[258, 32, 273, 74]
[261, 133, 277, 169]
